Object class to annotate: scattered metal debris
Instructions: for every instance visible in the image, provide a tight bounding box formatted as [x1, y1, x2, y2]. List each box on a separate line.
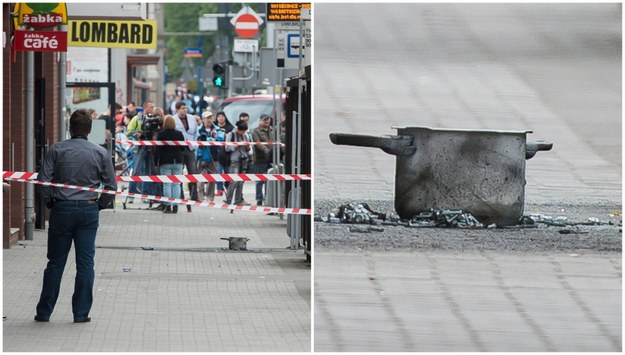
[321, 202, 622, 234]
[326, 202, 387, 224]
[526, 214, 569, 226]
[325, 203, 483, 228]
[407, 209, 483, 228]
[558, 229, 589, 235]
[525, 214, 616, 227]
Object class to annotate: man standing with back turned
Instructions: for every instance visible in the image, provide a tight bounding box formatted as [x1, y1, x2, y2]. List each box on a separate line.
[35, 109, 117, 323]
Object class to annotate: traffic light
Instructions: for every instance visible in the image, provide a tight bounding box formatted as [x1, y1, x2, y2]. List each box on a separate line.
[212, 63, 226, 88]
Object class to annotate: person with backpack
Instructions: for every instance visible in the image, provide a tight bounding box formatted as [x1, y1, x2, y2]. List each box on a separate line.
[214, 111, 234, 197]
[196, 111, 218, 202]
[223, 120, 252, 206]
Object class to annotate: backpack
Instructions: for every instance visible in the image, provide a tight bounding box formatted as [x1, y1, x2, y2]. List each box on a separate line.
[217, 146, 230, 166]
[196, 131, 213, 162]
[215, 127, 229, 166]
[218, 132, 231, 167]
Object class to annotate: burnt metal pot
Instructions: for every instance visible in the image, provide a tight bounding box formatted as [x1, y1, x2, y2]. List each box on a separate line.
[330, 126, 552, 226]
[221, 237, 250, 250]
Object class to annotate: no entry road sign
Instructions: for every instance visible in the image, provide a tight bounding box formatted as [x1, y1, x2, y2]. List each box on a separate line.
[234, 13, 259, 38]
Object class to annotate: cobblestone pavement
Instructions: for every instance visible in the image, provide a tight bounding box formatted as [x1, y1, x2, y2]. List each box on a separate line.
[4, 185, 311, 352]
[313, 3, 621, 352]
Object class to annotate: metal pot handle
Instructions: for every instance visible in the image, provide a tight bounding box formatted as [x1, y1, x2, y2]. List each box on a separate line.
[329, 133, 416, 156]
[526, 140, 553, 159]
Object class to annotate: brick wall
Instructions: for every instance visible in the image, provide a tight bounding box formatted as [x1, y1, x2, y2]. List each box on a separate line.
[3, 5, 59, 248]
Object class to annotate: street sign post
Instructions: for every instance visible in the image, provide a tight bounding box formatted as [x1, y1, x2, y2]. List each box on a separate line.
[230, 5, 263, 39]
[234, 13, 259, 38]
[183, 48, 202, 58]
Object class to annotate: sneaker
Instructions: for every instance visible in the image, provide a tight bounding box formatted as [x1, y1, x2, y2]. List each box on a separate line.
[236, 200, 251, 206]
[74, 317, 91, 323]
[256, 201, 263, 206]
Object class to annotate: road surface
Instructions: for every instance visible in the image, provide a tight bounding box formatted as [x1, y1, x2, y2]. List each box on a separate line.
[313, 3, 621, 352]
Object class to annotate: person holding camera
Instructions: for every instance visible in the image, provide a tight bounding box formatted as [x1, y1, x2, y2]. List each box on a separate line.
[146, 107, 166, 210]
[131, 101, 162, 204]
[35, 109, 117, 323]
[223, 120, 252, 206]
[196, 111, 219, 202]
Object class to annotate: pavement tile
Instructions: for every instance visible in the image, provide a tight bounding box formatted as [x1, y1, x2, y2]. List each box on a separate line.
[4, 185, 311, 352]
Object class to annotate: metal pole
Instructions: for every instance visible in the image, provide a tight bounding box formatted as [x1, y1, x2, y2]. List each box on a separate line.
[25, 51, 35, 240]
[58, 25, 67, 141]
[227, 63, 233, 98]
[289, 110, 297, 250]
[197, 35, 202, 116]
[277, 70, 284, 209]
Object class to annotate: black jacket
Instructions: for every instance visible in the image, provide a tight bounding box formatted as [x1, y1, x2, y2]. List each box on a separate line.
[154, 129, 185, 166]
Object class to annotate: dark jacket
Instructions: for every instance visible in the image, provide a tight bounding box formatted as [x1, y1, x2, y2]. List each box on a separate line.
[154, 129, 185, 166]
[252, 125, 273, 163]
[214, 116, 234, 133]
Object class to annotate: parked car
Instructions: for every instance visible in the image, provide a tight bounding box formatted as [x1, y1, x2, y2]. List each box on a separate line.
[218, 94, 285, 130]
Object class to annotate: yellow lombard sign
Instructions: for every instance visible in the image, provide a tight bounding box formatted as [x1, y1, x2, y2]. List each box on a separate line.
[68, 19, 157, 49]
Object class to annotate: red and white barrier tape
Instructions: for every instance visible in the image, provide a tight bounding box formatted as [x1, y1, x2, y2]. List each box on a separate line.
[3, 171, 38, 180]
[116, 173, 311, 183]
[3, 171, 311, 183]
[124, 140, 285, 147]
[4, 177, 312, 215]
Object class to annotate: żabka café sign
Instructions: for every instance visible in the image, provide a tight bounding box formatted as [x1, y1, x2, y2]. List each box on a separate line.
[13, 3, 68, 52]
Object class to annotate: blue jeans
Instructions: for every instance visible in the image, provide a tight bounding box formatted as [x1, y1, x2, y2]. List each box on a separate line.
[136, 148, 158, 197]
[128, 181, 140, 195]
[36, 200, 99, 320]
[217, 163, 230, 192]
[160, 163, 183, 206]
[252, 162, 270, 203]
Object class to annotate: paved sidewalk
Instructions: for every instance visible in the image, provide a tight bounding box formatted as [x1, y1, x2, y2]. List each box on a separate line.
[315, 250, 621, 352]
[4, 186, 311, 352]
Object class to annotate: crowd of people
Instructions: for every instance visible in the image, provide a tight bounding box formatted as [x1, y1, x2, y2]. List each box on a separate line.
[112, 99, 280, 214]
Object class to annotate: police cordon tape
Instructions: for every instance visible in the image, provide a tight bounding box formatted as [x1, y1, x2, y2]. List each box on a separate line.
[123, 140, 285, 147]
[116, 173, 311, 183]
[3, 171, 311, 183]
[4, 177, 312, 215]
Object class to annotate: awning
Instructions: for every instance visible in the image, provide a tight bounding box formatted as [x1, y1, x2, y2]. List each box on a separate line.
[127, 55, 160, 66]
